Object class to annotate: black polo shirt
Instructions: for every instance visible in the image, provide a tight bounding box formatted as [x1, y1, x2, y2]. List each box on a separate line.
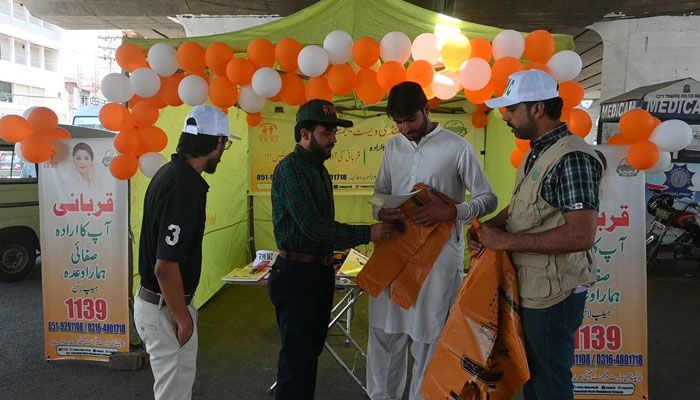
[138, 154, 209, 295]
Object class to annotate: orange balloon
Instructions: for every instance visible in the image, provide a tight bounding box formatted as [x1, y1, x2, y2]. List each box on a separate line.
[510, 148, 526, 169]
[247, 38, 276, 68]
[247, 113, 262, 127]
[377, 61, 406, 92]
[607, 134, 634, 145]
[560, 109, 571, 123]
[464, 82, 494, 104]
[628, 140, 659, 170]
[327, 64, 356, 95]
[620, 108, 655, 142]
[275, 38, 303, 72]
[110, 154, 139, 180]
[355, 69, 385, 104]
[116, 43, 147, 72]
[472, 112, 488, 128]
[21, 134, 53, 163]
[148, 94, 167, 110]
[469, 38, 493, 62]
[305, 76, 334, 102]
[476, 103, 490, 113]
[0, 115, 33, 143]
[498, 106, 506, 116]
[653, 117, 662, 127]
[515, 138, 530, 151]
[205, 42, 234, 77]
[524, 62, 550, 73]
[423, 84, 435, 100]
[128, 94, 144, 109]
[49, 127, 71, 139]
[491, 57, 523, 96]
[209, 76, 239, 109]
[27, 107, 58, 134]
[428, 97, 442, 110]
[99, 103, 134, 131]
[280, 73, 306, 106]
[525, 30, 555, 63]
[114, 129, 141, 156]
[138, 126, 168, 153]
[406, 60, 434, 88]
[568, 109, 592, 137]
[353, 37, 380, 69]
[159, 73, 185, 107]
[131, 100, 159, 128]
[177, 42, 206, 75]
[559, 81, 584, 109]
[226, 58, 255, 85]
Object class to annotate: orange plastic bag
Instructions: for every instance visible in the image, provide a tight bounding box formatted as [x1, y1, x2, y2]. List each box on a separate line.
[421, 219, 530, 400]
[357, 184, 455, 309]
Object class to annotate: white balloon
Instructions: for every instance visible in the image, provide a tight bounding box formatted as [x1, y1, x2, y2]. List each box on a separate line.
[411, 33, 440, 64]
[129, 68, 161, 98]
[650, 119, 693, 152]
[251, 67, 282, 98]
[178, 75, 208, 106]
[458, 58, 491, 91]
[101, 73, 134, 103]
[238, 85, 266, 113]
[646, 151, 672, 174]
[22, 106, 37, 119]
[432, 70, 460, 100]
[492, 29, 525, 60]
[380, 31, 412, 64]
[139, 152, 168, 178]
[148, 43, 179, 77]
[323, 30, 353, 65]
[547, 50, 582, 81]
[298, 45, 328, 78]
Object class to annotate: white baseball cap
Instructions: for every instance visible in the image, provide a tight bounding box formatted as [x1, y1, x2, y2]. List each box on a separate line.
[485, 70, 560, 109]
[183, 105, 242, 140]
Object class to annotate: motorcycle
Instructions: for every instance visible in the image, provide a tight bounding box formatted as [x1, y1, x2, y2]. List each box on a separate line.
[646, 188, 700, 270]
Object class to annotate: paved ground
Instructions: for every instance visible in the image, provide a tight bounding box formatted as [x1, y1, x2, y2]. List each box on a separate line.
[1, 259, 698, 399]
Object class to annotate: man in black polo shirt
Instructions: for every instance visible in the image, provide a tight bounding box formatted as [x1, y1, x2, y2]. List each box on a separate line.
[134, 105, 238, 400]
[268, 99, 393, 400]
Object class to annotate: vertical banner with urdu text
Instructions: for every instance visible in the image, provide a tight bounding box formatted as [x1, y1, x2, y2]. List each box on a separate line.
[572, 145, 649, 398]
[39, 138, 128, 361]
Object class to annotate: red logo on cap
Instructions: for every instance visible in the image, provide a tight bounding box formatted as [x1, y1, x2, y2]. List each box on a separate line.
[322, 104, 337, 117]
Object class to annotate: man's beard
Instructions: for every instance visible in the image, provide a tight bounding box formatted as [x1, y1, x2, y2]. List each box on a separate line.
[310, 133, 333, 160]
[508, 114, 537, 140]
[403, 111, 429, 142]
[204, 148, 224, 174]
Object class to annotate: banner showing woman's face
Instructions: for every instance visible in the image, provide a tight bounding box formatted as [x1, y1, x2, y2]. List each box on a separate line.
[72, 142, 94, 184]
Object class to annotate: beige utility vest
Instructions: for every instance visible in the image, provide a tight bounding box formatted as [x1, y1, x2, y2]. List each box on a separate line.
[506, 134, 600, 309]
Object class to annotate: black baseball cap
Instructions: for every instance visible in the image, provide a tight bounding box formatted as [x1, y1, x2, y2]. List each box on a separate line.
[296, 99, 353, 128]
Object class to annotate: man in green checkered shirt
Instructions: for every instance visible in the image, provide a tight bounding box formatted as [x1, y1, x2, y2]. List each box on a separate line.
[268, 99, 392, 400]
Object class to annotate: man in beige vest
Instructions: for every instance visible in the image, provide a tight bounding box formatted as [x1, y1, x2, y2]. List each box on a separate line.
[469, 70, 602, 400]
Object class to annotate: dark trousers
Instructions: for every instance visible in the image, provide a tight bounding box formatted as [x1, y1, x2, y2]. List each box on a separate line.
[267, 256, 335, 400]
[519, 291, 587, 400]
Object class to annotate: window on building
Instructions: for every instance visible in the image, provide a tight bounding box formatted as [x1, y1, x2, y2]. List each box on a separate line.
[0, 34, 10, 61]
[0, 81, 11, 102]
[13, 83, 28, 106]
[13, 39, 26, 65]
[30, 86, 44, 106]
[0, 0, 10, 16]
[30, 44, 41, 68]
[44, 47, 57, 71]
[80, 90, 89, 106]
[11, 0, 24, 22]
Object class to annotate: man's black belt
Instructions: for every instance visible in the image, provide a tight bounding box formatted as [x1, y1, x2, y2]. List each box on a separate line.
[279, 250, 334, 266]
[138, 286, 193, 307]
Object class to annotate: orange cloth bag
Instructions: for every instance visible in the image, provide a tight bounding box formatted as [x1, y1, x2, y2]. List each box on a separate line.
[421, 219, 530, 400]
[356, 184, 455, 309]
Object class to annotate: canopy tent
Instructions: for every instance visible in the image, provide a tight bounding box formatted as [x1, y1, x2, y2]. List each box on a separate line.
[124, 0, 576, 306]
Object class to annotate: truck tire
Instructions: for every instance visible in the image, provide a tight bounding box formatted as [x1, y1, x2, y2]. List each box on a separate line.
[0, 236, 36, 282]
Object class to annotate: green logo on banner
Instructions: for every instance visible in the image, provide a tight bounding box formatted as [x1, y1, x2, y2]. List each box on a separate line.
[505, 79, 515, 95]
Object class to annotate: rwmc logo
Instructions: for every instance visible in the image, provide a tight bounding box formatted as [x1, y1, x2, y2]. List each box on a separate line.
[505, 79, 516, 96]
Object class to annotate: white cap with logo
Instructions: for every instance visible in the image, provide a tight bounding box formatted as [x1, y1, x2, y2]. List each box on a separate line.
[182, 105, 242, 140]
[485, 69, 560, 109]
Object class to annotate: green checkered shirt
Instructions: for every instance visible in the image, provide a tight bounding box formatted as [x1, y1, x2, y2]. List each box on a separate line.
[523, 123, 602, 212]
[271, 145, 371, 256]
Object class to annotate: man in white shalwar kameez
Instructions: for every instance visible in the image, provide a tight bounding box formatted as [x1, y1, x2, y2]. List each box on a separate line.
[368, 82, 498, 400]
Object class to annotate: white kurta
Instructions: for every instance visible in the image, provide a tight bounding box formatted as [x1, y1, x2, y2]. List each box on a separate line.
[369, 123, 498, 343]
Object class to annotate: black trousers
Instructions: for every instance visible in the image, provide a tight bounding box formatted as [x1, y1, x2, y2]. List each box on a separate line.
[267, 256, 335, 400]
